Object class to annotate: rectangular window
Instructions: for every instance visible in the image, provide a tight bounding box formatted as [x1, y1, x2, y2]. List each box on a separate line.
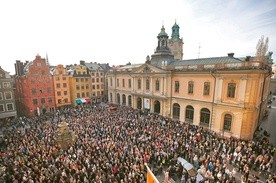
[97, 85, 100, 89]
[92, 78, 95, 82]
[110, 78, 113, 86]
[96, 73, 99, 77]
[47, 87, 51, 93]
[4, 92, 12, 100]
[58, 99, 62, 104]
[117, 79, 119, 87]
[92, 85, 95, 89]
[56, 77, 60, 81]
[146, 79, 150, 90]
[82, 92, 85, 97]
[0, 104, 4, 112]
[81, 85, 84, 89]
[97, 91, 100, 96]
[155, 80, 160, 91]
[0, 92, 2, 100]
[86, 92, 89, 97]
[63, 77, 66, 80]
[128, 79, 131, 88]
[175, 81, 179, 93]
[76, 78, 79, 82]
[227, 83, 236, 98]
[122, 79, 125, 87]
[32, 88, 36, 94]
[86, 84, 89, 89]
[64, 91, 68, 95]
[63, 83, 67, 88]
[92, 92, 96, 96]
[85, 78, 88, 82]
[64, 98, 68, 103]
[203, 82, 210, 95]
[57, 91, 61, 96]
[7, 103, 14, 111]
[101, 78, 103, 82]
[138, 79, 141, 89]
[56, 83, 61, 88]
[48, 97, 52, 103]
[41, 98, 45, 104]
[77, 93, 80, 98]
[3, 82, 11, 88]
[39, 89, 43, 94]
[76, 85, 80, 90]
[101, 84, 104, 89]
[81, 78, 84, 82]
[188, 81, 194, 94]
[33, 99, 38, 105]
[96, 78, 99, 82]
[92, 73, 95, 76]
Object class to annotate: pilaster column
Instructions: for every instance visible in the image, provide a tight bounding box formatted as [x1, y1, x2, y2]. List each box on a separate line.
[239, 77, 247, 104]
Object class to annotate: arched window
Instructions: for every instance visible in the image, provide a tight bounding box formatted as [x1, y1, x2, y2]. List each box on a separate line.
[200, 108, 210, 126]
[128, 95, 132, 106]
[155, 80, 160, 91]
[173, 103, 180, 119]
[223, 114, 232, 131]
[146, 79, 150, 90]
[185, 105, 194, 122]
[122, 94, 126, 105]
[117, 93, 120, 105]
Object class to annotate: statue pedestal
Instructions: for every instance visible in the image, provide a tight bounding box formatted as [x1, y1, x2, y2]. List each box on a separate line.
[56, 121, 75, 149]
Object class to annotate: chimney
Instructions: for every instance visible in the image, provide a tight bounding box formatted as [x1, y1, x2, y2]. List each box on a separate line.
[80, 60, 85, 65]
[228, 53, 234, 57]
[245, 56, 251, 61]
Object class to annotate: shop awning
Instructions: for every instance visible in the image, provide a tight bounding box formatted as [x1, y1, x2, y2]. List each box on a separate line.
[75, 98, 87, 104]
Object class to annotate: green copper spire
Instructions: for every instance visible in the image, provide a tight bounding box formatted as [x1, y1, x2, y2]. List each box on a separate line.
[171, 21, 180, 40]
[158, 25, 168, 37]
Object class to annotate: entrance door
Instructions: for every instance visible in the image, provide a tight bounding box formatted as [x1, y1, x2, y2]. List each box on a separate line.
[137, 97, 142, 109]
[154, 100, 160, 114]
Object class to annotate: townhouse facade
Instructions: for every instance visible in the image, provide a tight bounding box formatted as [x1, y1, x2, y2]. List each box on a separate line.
[0, 67, 17, 122]
[14, 55, 55, 117]
[52, 64, 72, 108]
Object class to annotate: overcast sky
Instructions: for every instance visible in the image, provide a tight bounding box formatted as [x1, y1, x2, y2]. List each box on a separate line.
[1, 0, 276, 74]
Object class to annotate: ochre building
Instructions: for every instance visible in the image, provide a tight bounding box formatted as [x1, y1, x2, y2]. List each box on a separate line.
[52, 64, 72, 108]
[107, 23, 273, 140]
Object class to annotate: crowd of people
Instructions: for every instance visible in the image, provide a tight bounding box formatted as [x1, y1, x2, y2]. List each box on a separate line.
[0, 104, 275, 183]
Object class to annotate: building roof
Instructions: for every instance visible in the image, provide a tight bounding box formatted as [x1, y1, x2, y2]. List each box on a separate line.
[169, 56, 242, 66]
[84, 62, 103, 71]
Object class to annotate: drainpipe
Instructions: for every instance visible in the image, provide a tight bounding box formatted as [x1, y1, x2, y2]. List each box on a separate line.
[209, 70, 216, 153]
[210, 70, 216, 131]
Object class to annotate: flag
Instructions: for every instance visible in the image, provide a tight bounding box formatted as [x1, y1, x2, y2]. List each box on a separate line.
[146, 164, 159, 183]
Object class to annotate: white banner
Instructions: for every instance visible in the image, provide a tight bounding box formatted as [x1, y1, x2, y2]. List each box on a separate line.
[144, 98, 150, 109]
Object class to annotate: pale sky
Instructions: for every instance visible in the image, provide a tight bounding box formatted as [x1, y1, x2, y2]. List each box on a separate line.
[1, 0, 276, 75]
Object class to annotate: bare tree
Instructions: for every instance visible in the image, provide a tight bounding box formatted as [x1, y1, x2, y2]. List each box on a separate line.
[256, 35, 269, 63]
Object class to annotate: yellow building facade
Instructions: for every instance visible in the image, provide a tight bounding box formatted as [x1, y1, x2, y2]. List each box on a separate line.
[107, 24, 273, 140]
[52, 64, 72, 108]
[68, 64, 91, 106]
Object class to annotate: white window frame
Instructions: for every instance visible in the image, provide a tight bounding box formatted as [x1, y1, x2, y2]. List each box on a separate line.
[0, 92, 3, 100]
[6, 103, 14, 111]
[3, 82, 11, 88]
[4, 91, 12, 100]
[0, 104, 5, 112]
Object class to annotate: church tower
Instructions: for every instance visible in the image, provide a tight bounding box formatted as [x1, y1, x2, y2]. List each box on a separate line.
[150, 25, 174, 66]
[168, 22, 183, 60]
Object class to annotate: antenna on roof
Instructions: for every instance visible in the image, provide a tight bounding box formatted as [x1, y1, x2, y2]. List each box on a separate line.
[198, 43, 201, 58]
